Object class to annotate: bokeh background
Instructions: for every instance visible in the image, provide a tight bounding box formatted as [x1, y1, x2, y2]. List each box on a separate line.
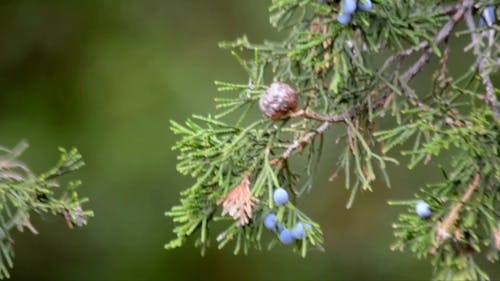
[0, 1, 499, 280]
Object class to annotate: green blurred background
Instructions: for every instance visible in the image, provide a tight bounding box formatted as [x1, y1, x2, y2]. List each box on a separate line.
[0, 1, 498, 280]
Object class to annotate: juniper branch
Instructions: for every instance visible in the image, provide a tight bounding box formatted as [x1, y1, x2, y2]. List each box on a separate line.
[278, 2, 475, 165]
[168, 1, 500, 279]
[463, 7, 500, 120]
[276, 93, 390, 165]
[0, 143, 92, 278]
[401, 0, 472, 84]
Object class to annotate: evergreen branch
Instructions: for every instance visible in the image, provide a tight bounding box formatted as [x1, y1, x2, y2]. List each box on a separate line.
[0, 143, 92, 278]
[274, 102, 374, 165]
[400, 0, 471, 84]
[463, 7, 500, 120]
[274, 86, 397, 166]
[277, 0, 477, 165]
[168, 1, 500, 278]
[436, 173, 481, 246]
[380, 1, 464, 74]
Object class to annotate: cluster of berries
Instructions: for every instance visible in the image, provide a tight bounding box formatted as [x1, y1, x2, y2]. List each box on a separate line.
[337, 0, 373, 25]
[264, 188, 312, 245]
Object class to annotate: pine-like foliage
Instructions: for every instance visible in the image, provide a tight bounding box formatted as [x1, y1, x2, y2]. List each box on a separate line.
[166, 0, 500, 279]
[0, 142, 92, 279]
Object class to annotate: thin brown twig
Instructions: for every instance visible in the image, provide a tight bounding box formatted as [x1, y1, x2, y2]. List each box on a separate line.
[436, 173, 481, 245]
[273, 93, 390, 165]
[290, 109, 352, 123]
[438, 42, 452, 89]
[274, 121, 330, 166]
[273, 110, 355, 166]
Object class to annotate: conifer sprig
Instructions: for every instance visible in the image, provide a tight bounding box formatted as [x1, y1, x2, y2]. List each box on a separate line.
[167, 1, 499, 279]
[0, 142, 92, 279]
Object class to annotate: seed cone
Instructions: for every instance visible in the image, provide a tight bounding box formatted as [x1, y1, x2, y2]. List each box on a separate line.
[259, 82, 299, 120]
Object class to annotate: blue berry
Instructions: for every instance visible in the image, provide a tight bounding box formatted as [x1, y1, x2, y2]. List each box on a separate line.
[264, 214, 278, 231]
[291, 223, 306, 240]
[482, 6, 497, 27]
[343, 0, 357, 14]
[416, 201, 433, 219]
[337, 12, 352, 25]
[357, 0, 373, 11]
[279, 229, 295, 245]
[273, 188, 289, 206]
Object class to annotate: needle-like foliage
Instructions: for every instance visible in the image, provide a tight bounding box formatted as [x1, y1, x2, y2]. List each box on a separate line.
[166, 1, 500, 279]
[0, 142, 92, 279]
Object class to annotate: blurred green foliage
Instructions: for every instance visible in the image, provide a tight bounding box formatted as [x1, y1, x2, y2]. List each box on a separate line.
[0, 1, 498, 280]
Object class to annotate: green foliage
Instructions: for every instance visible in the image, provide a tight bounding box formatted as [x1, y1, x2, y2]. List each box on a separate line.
[167, 0, 500, 279]
[0, 142, 92, 279]
[166, 116, 324, 255]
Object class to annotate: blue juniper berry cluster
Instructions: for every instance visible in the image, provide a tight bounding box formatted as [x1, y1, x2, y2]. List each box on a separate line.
[264, 188, 312, 245]
[335, 0, 373, 25]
